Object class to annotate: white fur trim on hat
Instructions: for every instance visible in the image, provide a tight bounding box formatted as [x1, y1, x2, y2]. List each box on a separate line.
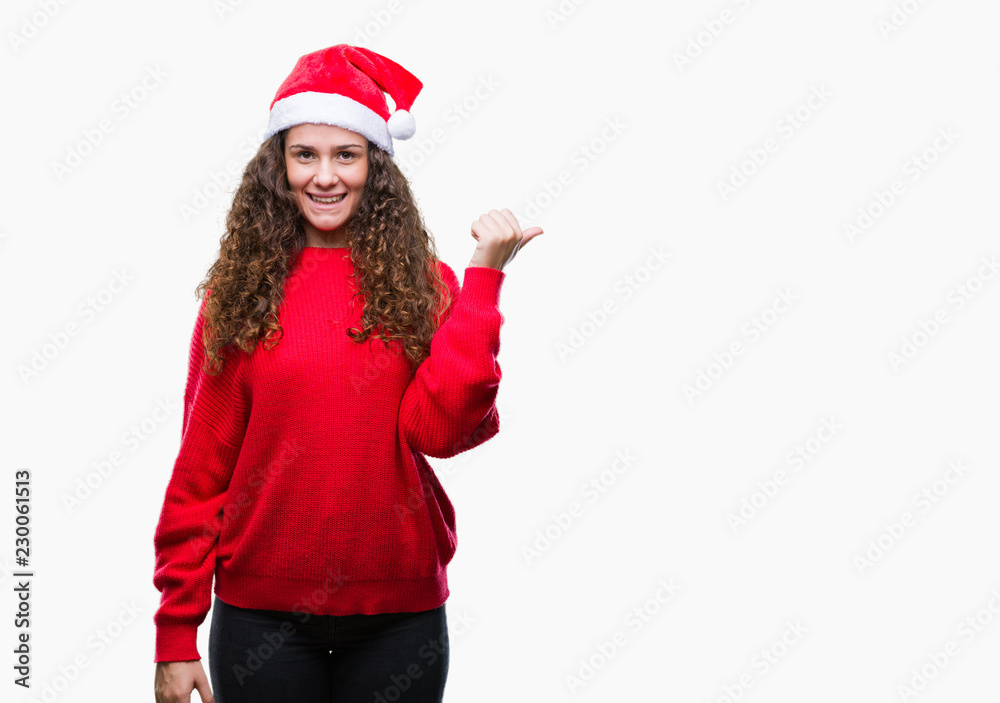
[265, 91, 394, 155]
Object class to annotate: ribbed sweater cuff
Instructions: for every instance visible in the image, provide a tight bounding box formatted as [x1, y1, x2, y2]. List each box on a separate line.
[461, 266, 505, 308]
[154, 622, 200, 663]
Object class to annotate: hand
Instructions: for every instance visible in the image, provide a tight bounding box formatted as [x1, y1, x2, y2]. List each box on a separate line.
[468, 208, 543, 271]
[155, 660, 214, 702]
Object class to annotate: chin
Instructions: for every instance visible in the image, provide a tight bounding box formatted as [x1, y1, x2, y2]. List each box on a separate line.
[306, 216, 340, 230]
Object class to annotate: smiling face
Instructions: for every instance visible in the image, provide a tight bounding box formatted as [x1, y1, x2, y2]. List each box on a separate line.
[284, 123, 369, 246]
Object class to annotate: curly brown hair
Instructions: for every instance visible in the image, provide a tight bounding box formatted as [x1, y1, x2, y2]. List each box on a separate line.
[193, 128, 451, 375]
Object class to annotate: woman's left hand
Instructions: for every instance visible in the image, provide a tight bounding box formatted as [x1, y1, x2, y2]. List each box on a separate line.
[468, 208, 543, 272]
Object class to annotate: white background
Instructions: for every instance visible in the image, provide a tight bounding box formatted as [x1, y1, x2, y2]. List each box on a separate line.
[3, 0, 1000, 700]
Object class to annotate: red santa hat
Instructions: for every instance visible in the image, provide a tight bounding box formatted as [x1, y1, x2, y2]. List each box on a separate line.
[264, 44, 422, 156]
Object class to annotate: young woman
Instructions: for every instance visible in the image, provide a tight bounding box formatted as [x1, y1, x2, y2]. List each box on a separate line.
[152, 44, 542, 703]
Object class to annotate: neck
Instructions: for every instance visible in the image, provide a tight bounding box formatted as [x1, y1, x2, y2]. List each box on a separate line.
[306, 235, 349, 248]
[304, 222, 350, 248]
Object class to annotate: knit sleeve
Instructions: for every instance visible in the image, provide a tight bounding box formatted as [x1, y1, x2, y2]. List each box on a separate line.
[152, 299, 249, 663]
[399, 262, 505, 459]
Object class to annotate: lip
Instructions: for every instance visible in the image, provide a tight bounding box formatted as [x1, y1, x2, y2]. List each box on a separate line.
[307, 192, 347, 209]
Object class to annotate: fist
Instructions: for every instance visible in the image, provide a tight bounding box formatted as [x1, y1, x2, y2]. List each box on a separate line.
[469, 208, 543, 271]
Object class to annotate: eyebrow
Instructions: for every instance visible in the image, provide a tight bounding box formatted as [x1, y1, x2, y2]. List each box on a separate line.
[288, 143, 364, 150]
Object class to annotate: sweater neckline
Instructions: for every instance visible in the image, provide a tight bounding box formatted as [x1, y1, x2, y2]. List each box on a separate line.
[297, 246, 352, 261]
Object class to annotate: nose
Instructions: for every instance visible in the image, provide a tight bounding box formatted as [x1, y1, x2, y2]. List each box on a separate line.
[312, 158, 339, 188]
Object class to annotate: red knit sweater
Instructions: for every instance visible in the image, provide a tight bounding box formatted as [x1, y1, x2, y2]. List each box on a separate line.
[152, 246, 505, 662]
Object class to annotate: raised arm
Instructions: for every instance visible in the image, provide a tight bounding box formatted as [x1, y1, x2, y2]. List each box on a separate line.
[398, 261, 506, 459]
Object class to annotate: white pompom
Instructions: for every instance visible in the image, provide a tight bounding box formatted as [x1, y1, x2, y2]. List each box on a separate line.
[387, 109, 416, 140]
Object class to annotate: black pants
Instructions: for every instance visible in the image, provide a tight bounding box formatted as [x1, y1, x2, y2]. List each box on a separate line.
[208, 594, 449, 703]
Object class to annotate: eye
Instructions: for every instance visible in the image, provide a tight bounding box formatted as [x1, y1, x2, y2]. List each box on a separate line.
[339, 151, 355, 160]
[296, 150, 314, 159]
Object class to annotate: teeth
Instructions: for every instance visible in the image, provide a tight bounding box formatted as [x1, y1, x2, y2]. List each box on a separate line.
[311, 193, 345, 204]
